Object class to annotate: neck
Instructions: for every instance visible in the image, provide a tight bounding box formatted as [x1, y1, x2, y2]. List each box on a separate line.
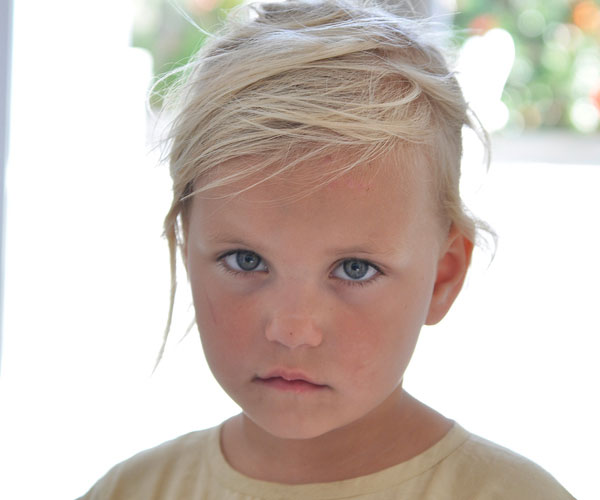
[220, 388, 452, 484]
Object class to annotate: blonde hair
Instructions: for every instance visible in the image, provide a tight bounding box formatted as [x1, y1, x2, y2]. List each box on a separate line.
[157, 0, 490, 361]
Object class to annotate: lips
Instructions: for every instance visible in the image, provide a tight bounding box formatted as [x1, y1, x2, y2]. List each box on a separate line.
[255, 370, 328, 393]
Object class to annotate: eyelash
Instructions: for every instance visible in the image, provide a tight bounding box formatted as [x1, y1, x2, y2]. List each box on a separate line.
[216, 250, 383, 287]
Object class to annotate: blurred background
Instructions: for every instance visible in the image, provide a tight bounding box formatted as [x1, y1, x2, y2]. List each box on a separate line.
[134, 0, 600, 132]
[0, 1, 598, 499]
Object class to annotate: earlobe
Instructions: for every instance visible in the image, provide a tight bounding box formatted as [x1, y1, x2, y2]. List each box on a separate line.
[425, 225, 473, 325]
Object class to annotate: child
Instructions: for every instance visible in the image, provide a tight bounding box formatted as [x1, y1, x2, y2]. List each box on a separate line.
[80, 0, 575, 498]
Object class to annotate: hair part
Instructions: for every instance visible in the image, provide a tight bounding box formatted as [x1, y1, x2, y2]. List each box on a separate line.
[155, 0, 492, 366]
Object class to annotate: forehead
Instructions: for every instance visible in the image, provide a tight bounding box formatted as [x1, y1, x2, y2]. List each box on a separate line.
[187, 153, 443, 250]
[194, 149, 430, 204]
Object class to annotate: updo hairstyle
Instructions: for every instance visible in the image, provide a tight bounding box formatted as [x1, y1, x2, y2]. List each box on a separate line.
[157, 0, 490, 355]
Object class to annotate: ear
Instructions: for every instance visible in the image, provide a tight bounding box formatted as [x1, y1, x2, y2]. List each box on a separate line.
[425, 225, 473, 325]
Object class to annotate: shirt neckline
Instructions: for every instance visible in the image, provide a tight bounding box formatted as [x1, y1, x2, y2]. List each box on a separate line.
[208, 421, 471, 499]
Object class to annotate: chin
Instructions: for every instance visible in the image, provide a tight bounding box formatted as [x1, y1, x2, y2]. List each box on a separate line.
[248, 412, 343, 441]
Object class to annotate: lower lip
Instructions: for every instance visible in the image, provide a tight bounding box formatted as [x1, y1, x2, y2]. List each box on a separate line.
[257, 377, 328, 393]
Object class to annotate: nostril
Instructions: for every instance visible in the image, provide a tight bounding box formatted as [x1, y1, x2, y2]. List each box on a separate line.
[265, 316, 323, 348]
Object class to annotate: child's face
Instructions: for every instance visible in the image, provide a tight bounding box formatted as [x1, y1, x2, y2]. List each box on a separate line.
[185, 155, 469, 440]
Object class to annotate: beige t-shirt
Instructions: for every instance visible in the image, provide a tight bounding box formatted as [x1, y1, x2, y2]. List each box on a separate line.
[78, 423, 575, 499]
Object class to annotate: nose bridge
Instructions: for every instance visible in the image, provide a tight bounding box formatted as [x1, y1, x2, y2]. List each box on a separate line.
[264, 277, 324, 348]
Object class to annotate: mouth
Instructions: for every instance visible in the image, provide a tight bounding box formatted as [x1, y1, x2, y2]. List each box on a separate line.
[254, 370, 329, 393]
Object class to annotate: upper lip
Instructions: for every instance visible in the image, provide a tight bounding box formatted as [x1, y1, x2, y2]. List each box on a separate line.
[258, 369, 325, 386]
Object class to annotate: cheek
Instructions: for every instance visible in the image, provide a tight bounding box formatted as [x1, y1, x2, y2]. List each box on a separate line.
[333, 286, 427, 385]
[191, 278, 262, 375]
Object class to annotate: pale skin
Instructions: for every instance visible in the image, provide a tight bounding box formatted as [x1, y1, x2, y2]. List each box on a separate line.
[183, 154, 473, 484]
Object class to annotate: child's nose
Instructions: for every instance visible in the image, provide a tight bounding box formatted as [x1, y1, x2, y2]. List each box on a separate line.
[265, 275, 328, 349]
[265, 315, 323, 349]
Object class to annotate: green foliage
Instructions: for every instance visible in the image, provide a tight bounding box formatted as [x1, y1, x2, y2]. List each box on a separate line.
[132, 0, 243, 107]
[455, 0, 600, 131]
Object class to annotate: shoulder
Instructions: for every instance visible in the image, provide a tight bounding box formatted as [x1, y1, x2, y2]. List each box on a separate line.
[436, 428, 575, 500]
[77, 427, 218, 500]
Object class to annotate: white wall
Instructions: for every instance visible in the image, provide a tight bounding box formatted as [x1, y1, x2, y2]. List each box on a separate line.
[1, 2, 598, 499]
[406, 153, 600, 500]
[0, 0, 14, 374]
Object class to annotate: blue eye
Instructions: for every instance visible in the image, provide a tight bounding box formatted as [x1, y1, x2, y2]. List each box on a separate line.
[332, 259, 379, 282]
[222, 250, 268, 272]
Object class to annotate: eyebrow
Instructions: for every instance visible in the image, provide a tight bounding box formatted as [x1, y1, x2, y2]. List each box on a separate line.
[329, 247, 386, 256]
[204, 231, 392, 257]
[203, 232, 267, 251]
